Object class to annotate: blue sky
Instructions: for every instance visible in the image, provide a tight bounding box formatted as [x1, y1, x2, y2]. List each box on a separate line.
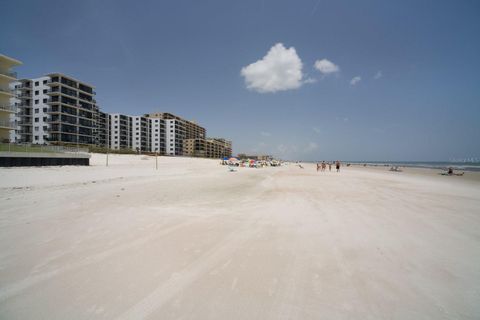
[1, 0, 479, 161]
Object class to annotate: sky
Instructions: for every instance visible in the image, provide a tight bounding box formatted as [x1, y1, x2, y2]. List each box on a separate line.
[1, 0, 479, 161]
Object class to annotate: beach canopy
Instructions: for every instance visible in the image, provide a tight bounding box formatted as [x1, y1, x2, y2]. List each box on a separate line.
[228, 157, 239, 162]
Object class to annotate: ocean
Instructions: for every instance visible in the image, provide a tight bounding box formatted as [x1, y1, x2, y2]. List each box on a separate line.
[345, 161, 480, 172]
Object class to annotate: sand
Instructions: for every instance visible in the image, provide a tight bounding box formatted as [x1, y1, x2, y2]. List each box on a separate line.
[0, 154, 479, 319]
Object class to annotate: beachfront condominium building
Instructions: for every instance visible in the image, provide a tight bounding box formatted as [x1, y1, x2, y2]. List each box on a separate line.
[108, 113, 152, 152]
[146, 112, 205, 156]
[94, 110, 108, 147]
[183, 137, 232, 158]
[14, 73, 99, 145]
[109, 113, 132, 150]
[164, 118, 186, 156]
[132, 115, 151, 152]
[210, 138, 232, 158]
[0, 54, 22, 143]
[149, 117, 166, 154]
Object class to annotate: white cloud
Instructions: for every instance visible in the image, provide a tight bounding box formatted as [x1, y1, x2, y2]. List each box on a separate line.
[260, 131, 271, 137]
[312, 127, 321, 134]
[350, 76, 361, 86]
[374, 71, 382, 80]
[314, 59, 340, 75]
[304, 142, 319, 153]
[241, 43, 304, 93]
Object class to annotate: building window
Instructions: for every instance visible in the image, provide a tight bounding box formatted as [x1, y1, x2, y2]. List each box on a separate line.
[43, 117, 47, 122]
[35, 81, 39, 86]
[43, 89, 47, 94]
[43, 80, 47, 84]
[35, 118, 39, 122]
[35, 109, 39, 113]
[43, 108, 47, 112]
[43, 126, 47, 131]
[34, 100, 39, 104]
[35, 90, 39, 95]
[43, 135, 48, 140]
[43, 99, 47, 103]
[34, 127, 39, 131]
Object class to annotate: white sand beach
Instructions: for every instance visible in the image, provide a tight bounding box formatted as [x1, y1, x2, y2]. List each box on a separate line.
[0, 154, 479, 319]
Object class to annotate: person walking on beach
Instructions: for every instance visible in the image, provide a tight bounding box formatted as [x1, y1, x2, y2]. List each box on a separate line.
[321, 161, 326, 171]
[316, 163, 320, 172]
[336, 160, 341, 172]
[328, 162, 332, 171]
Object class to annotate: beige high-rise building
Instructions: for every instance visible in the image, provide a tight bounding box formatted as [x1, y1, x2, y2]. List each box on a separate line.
[0, 54, 22, 142]
[184, 137, 232, 158]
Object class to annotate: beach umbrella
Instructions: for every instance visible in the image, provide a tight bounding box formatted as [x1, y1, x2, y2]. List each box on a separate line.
[228, 157, 238, 162]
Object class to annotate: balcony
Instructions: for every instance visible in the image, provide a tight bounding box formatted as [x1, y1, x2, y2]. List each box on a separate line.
[18, 129, 32, 134]
[18, 120, 32, 126]
[0, 119, 15, 129]
[0, 88, 15, 97]
[46, 89, 60, 96]
[17, 92, 32, 99]
[45, 79, 61, 86]
[16, 83, 32, 90]
[0, 71, 17, 79]
[46, 98, 60, 105]
[0, 105, 16, 113]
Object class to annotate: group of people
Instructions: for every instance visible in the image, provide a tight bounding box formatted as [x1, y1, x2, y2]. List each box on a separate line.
[316, 160, 341, 172]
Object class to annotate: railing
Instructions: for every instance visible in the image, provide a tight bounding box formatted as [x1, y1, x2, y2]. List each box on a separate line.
[0, 105, 16, 112]
[0, 88, 14, 95]
[16, 84, 32, 90]
[0, 143, 89, 154]
[17, 93, 32, 98]
[0, 119, 15, 128]
[0, 71, 17, 78]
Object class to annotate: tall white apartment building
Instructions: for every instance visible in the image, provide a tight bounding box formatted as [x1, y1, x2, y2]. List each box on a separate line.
[109, 113, 132, 150]
[108, 113, 151, 152]
[0, 54, 22, 143]
[15, 76, 50, 144]
[14, 73, 99, 145]
[164, 119, 186, 156]
[149, 117, 166, 154]
[105, 112, 228, 158]
[131, 115, 150, 152]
